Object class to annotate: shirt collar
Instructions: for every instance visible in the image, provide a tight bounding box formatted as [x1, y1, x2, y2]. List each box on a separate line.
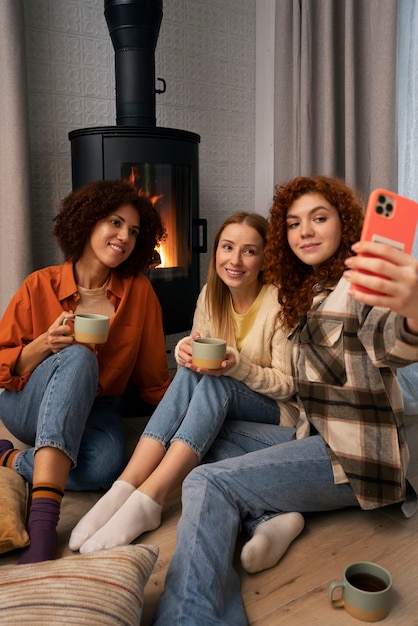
[58, 262, 78, 301]
[107, 271, 124, 299]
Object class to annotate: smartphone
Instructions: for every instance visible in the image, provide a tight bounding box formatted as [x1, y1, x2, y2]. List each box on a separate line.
[352, 188, 418, 295]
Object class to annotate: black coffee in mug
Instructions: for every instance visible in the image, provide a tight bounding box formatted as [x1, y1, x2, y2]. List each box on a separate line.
[347, 572, 387, 592]
[329, 561, 392, 620]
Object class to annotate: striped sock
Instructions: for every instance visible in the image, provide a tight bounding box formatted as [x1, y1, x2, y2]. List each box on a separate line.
[18, 483, 64, 565]
[0, 439, 20, 469]
[31, 483, 65, 504]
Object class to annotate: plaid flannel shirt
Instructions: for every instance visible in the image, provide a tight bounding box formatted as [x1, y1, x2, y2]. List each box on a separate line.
[292, 277, 418, 511]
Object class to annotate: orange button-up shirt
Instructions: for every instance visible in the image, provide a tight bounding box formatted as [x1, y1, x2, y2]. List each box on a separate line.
[0, 262, 170, 404]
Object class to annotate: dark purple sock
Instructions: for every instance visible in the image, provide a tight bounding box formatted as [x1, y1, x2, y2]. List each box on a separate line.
[18, 498, 61, 565]
[0, 439, 13, 465]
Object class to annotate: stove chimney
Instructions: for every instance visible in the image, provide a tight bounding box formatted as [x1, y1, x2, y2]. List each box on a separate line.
[70, 0, 203, 336]
[104, 0, 163, 126]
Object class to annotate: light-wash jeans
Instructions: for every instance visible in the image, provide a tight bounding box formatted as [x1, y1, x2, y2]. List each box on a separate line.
[0, 345, 125, 490]
[141, 366, 281, 461]
[152, 421, 359, 625]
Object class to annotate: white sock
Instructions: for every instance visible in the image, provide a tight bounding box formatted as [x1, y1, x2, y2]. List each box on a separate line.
[240, 512, 305, 574]
[69, 480, 135, 551]
[79, 489, 162, 554]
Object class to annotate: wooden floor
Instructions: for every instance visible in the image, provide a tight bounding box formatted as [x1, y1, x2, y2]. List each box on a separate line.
[141, 499, 418, 625]
[141, 414, 418, 625]
[2, 415, 418, 624]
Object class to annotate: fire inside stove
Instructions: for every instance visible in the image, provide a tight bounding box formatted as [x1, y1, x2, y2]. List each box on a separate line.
[122, 162, 191, 276]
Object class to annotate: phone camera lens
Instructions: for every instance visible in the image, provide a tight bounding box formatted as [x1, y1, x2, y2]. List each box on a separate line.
[376, 205, 384, 215]
[378, 195, 386, 204]
[386, 203, 393, 213]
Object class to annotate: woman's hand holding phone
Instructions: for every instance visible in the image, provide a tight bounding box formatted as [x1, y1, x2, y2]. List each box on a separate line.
[351, 189, 418, 297]
[345, 240, 418, 332]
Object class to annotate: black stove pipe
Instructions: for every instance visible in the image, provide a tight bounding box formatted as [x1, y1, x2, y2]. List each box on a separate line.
[104, 0, 163, 126]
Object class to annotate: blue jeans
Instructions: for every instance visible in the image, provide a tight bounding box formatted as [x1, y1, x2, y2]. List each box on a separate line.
[0, 345, 125, 490]
[152, 422, 359, 625]
[142, 366, 281, 461]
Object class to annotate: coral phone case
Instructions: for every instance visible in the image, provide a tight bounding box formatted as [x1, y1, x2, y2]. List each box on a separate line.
[352, 188, 418, 295]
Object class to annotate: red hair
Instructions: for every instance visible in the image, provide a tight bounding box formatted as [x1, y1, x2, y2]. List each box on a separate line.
[264, 176, 364, 329]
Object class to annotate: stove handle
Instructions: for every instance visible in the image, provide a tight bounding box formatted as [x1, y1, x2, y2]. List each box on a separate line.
[156, 78, 166, 94]
[194, 218, 207, 253]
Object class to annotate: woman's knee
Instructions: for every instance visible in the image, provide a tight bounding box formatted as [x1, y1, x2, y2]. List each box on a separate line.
[183, 463, 222, 492]
[183, 464, 205, 488]
[57, 345, 99, 397]
[176, 366, 201, 385]
[62, 344, 98, 377]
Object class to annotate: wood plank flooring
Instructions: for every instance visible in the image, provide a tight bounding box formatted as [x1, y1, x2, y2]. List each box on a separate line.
[139, 486, 418, 625]
[1, 415, 418, 624]
[141, 414, 418, 625]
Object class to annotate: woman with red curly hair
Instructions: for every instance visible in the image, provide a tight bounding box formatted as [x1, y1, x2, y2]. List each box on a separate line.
[0, 179, 170, 564]
[264, 175, 365, 329]
[152, 176, 418, 625]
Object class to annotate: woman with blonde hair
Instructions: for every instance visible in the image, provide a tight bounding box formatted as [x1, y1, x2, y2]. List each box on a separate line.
[70, 210, 300, 555]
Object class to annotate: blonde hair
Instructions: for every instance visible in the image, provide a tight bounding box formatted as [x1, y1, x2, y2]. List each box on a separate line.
[205, 211, 269, 344]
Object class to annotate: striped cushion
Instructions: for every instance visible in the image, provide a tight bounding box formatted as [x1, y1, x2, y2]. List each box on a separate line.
[0, 544, 159, 624]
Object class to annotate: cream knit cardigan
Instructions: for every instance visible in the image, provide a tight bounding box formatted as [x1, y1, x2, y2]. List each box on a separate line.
[175, 283, 298, 427]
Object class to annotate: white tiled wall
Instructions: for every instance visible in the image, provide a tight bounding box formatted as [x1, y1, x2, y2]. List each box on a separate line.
[23, 0, 256, 292]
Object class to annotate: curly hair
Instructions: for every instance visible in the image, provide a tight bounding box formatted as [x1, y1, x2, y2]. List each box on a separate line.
[53, 179, 166, 276]
[263, 176, 365, 329]
[205, 211, 269, 344]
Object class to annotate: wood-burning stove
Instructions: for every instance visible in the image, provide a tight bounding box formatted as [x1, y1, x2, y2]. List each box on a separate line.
[69, 0, 206, 335]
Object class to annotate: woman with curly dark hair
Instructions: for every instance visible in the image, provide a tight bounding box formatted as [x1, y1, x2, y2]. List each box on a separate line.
[152, 176, 418, 625]
[53, 179, 166, 277]
[0, 179, 170, 564]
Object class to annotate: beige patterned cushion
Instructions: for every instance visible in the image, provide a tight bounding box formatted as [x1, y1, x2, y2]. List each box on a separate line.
[0, 466, 29, 554]
[0, 543, 159, 624]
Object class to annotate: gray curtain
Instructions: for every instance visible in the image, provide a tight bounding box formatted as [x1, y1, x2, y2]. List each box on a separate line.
[273, 0, 398, 199]
[0, 0, 32, 316]
[395, 0, 418, 415]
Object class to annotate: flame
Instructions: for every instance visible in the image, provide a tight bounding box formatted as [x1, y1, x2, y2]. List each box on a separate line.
[125, 167, 178, 268]
[150, 194, 163, 205]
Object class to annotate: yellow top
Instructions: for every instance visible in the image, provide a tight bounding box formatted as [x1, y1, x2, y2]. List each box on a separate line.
[230, 284, 267, 351]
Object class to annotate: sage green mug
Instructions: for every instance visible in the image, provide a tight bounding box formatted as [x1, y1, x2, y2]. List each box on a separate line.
[192, 338, 227, 369]
[328, 561, 392, 622]
[64, 314, 110, 344]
